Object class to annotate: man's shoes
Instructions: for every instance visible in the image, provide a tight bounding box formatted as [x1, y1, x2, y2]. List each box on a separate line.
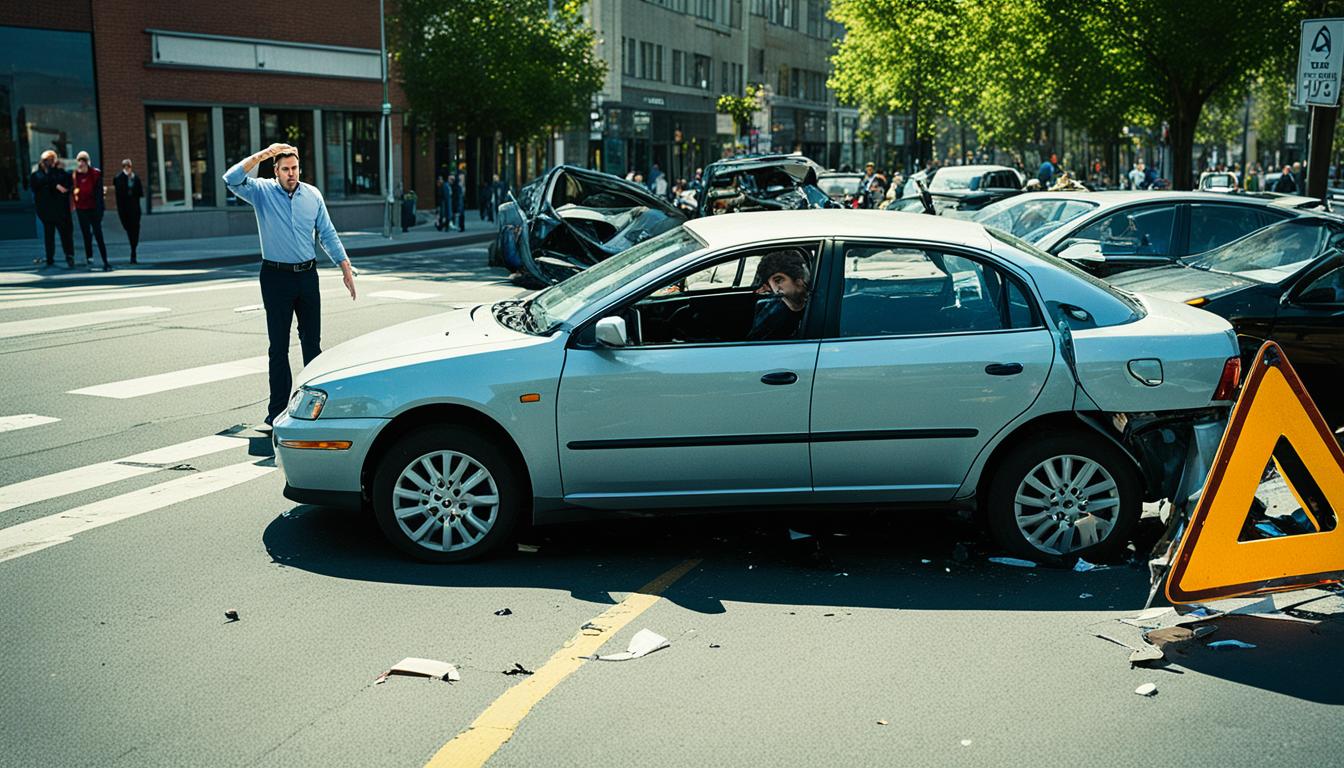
[129, 256, 138, 265]
[64, 259, 75, 269]
[103, 263, 113, 272]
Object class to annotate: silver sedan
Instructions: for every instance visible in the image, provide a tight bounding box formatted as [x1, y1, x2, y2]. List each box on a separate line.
[273, 210, 1240, 563]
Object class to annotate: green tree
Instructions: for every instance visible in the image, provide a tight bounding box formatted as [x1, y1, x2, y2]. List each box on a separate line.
[391, 0, 605, 149]
[717, 83, 765, 139]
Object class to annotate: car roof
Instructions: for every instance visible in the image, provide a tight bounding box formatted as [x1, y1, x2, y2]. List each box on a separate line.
[682, 209, 992, 250]
[937, 164, 1018, 175]
[1000, 189, 1317, 208]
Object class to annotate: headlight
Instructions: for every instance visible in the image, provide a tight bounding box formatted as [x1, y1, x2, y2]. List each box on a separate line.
[288, 387, 327, 420]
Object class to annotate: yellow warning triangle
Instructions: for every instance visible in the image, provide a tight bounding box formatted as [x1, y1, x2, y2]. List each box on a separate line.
[1167, 341, 1344, 604]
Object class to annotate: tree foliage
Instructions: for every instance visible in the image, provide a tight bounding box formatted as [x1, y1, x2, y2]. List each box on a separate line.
[391, 0, 606, 142]
[717, 83, 766, 137]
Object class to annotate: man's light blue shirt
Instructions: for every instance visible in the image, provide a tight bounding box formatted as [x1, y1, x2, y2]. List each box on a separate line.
[223, 161, 348, 266]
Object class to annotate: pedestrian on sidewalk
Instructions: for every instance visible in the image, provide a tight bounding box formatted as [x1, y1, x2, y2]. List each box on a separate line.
[450, 164, 466, 232]
[223, 142, 357, 429]
[114, 159, 144, 264]
[31, 150, 75, 269]
[71, 151, 110, 271]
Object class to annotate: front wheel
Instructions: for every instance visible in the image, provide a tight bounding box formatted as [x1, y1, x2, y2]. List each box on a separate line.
[372, 426, 522, 562]
[986, 431, 1141, 563]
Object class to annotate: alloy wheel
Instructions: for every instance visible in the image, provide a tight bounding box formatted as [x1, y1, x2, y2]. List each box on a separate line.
[391, 450, 500, 553]
[1012, 453, 1121, 556]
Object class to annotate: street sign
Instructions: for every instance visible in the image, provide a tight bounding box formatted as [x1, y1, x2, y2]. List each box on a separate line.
[1166, 342, 1344, 604]
[1296, 18, 1344, 107]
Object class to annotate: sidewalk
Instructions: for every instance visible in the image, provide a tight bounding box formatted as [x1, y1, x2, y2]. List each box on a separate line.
[0, 215, 497, 271]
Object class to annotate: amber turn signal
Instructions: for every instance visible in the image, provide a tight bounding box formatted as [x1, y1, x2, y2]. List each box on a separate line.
[520, 393, 542, 403]
[277, 440, 352, 450]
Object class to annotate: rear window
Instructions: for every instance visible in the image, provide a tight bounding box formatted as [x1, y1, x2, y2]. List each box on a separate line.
[987, 228, 1145, 328]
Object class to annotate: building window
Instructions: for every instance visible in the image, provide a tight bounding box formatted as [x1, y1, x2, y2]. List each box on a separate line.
[694, 0, 715, 21]
[751, 47, 765, 76]
[672, 50, 685, 85]
[146, 108, 214, 210]
[721, 61, 729, 93]
[778, 65, 790, 97]
[751, 0, 768, 16]
[693, 54, 712, 91]
[222, 108, 251, 205]
[0, 26, 100, 206]
[770, 0, 796, 28]
[623, 37, 637, 77]
[323, 112, 380, 199]
[656, 45, 664, 82]
[258, 110, 315, 183]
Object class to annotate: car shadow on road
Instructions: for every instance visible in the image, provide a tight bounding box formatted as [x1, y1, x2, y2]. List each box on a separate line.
[262, 503, 1344, 705]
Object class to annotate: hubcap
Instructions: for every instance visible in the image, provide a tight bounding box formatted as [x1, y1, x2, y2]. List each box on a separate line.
[1012, 454, 1120, 556]
[391, 450, 500, 553]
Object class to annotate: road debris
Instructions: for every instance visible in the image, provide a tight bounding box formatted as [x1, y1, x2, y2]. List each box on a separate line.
[960, 739, 973, 747]
[987, 557, 1037, 568]
[788, 529, 812, 541]
[708, 644, 721, 649]
[1079, 593, 1094, 599]
[502, 663, 534, 676]
[580, 622, 604, 636]
[516, 543, 540, 553]
[1144, 625, 1217, 651]
[1073, 558, 1110, 573]
[376, 657, 459, 684]
[1128, 644, 1165, 664]
[223, 609, 239, 622]
[1134, 683, 1158, 697]
[1207, 639, 1257, 650]
[494, 608, 513, 616]
[920, 559, 932, 564]
[588, 628, 669, 661]
[876, 719, 888, 726]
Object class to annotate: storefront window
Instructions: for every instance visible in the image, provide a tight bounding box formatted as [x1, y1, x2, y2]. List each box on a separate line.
[259, 110, 315, 181]
[0, 26, 99, 214]
[222, 108, 251, 205]
[323, 111, 381, 199]
[146, 108, 214, 210]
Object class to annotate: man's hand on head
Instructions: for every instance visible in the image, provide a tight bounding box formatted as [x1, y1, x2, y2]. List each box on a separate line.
[264, 143, 297, 159]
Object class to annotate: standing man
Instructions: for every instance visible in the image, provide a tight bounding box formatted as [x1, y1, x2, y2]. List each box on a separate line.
[71, 151, 110, 271]
[450, 163, 466, 232]
[1128, 160, 1146, 190]
[114, 159, 144, 264]
[223, 142, 356, 429]
[31, 150, 75, 269]
[1291, 161, 1305, 192]
[1037, 153, 1057, 186]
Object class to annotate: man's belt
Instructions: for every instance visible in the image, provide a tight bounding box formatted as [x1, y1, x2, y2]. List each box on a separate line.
[262, 259, 316, 272]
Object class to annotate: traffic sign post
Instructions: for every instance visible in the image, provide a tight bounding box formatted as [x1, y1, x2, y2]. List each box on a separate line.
[1298, 19, 1344, 201]
[1165, 342, 1344, 604]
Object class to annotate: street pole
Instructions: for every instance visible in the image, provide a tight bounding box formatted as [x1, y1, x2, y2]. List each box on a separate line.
[1306, 104, 1339, 201]
[380, 0, 394, 238]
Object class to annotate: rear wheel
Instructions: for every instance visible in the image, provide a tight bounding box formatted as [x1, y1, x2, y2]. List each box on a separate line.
[986, 431, 1141, 563]
[372, 426, 522, 562]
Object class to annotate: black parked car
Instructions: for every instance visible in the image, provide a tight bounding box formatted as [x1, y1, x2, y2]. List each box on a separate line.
[1107, 215, 1344, 429]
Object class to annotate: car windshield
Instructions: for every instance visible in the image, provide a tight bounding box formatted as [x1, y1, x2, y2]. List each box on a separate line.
[929, 168, 980, 192]
[819, 176, 860, 196]
[527, 226, 704, 331]
[1180, 218, 1340, 281]
[974, 197, 1098, 243]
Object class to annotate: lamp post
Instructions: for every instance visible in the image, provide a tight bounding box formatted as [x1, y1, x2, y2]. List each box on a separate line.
[380, 0, 394, 238]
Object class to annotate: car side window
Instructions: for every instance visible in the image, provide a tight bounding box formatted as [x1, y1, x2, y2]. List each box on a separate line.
[1296, 265, 1344, 305]
[1188, 204, 1277, 255]
[1074, 205, 1176, 256]
[838, 245, 1037, 337]
[628, 245, 819, 345]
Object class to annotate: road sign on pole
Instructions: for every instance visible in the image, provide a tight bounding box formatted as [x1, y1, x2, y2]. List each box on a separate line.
[1166, 342, 1344, 604]
[1296, 18, 1344, 107]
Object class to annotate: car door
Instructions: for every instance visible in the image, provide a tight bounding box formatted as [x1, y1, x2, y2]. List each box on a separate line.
[1272, 258, 1344, 428]
[809, 241, 1055, 503]
[1186, 203, 1286, 256]
[555, 243, 825, 509]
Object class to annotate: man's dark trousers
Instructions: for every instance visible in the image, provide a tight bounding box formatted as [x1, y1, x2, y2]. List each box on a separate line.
[41, 214, 75, 265]
[119, 210, 141, 260]
[260, 263, 322, 421]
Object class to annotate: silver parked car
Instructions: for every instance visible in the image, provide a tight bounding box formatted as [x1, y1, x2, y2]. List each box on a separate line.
[274, 210, 1240, 564]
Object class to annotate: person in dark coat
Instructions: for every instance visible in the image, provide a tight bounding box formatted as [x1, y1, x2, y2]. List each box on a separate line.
[450, 164, 466, 232]
[113, 159, 144, 264]
[71, 150, 110, 270]
[30, 150, 75, 269]
[1274, 165, 1297, 193]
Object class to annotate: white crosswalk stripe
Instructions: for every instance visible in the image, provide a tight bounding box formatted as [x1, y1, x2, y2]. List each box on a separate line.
[0, 434, 247, 513]
[368, 290, 440, 300]
[0, 415, 60, 434]
[0, 280, 253, 310]
[0, 459, 276, 564]
[68, 356, 269, 399]
[0, 306, 170, 339]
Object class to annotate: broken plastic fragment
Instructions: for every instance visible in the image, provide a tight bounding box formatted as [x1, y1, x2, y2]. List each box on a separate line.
[1134, 683, 1158, 696]
[987, 557, 1037, 568]
[224, 609, 239, 622]
[1073, 558, 1109, 572]
[876, 719, 888, 726]
[1207, 639, 1256, 650]
[788, 529, 812, 541]
[1127, 644, 1165, 664]
[502, 663, 533, 676]
[376, 657, 460, 684]
[1079, 593, 1094, 599]
[580, 622, 604, 636]
[494, 608, 513, 616]
[588, 628, 669, 661]
[517, 543, 540, 553]
[920, 559, 932, 564]
[960, 739, 973, 747]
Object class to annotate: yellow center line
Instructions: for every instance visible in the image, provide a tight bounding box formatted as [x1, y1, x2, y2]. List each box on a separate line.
[424, 558, 702, 768]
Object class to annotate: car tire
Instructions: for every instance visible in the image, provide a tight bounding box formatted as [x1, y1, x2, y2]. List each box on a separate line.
[986, 430, 1141, 564]
[371, 426, 522, 563]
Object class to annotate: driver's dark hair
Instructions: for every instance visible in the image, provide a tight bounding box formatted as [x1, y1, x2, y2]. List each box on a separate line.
[753, 248, 811, 288]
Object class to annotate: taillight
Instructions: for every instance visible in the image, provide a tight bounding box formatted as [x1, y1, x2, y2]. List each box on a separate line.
[1212, 356, 1242, 401]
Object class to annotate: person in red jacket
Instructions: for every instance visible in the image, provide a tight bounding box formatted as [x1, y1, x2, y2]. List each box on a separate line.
[71, 150, 111, 271]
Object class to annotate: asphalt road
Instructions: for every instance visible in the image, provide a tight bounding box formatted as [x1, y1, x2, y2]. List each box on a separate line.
[2, 244, 1343, 767]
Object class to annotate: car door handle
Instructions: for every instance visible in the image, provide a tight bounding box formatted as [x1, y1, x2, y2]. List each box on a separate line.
[761, 371, 799, 385]
[985, 363, 1024, 376]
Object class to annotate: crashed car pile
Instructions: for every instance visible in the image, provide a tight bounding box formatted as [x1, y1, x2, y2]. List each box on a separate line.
[494, 154, 836, 287]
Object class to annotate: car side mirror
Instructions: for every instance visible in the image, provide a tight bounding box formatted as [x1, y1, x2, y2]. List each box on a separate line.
[1058, 241, 1105, 262]
[594, 316, 629, 347]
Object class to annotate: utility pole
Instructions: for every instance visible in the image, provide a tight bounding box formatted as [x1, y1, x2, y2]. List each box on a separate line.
[380, 0, 394, 238]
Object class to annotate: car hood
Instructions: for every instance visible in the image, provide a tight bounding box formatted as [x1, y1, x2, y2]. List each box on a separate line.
[298, 305, 531, 385]
[1107, 264, 1253, 302]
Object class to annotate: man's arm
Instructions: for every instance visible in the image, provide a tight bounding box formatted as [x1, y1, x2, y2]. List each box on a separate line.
[223, 143, 294, 204]
[313, 194, 356, 300]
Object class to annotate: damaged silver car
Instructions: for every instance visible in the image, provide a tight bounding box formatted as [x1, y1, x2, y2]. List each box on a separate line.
[494, 155, 835, 286]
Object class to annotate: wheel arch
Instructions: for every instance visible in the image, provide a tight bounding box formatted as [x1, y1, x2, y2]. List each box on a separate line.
[361, 403, 533, 510]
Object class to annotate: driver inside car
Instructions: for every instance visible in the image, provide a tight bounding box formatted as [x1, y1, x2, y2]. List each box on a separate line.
[747, 249, 812, 341]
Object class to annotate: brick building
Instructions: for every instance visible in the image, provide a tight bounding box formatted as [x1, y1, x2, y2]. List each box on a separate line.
[0, 2, 437, 241]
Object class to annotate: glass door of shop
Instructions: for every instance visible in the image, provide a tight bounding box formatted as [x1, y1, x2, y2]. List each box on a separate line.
[155, 118, 191, 210]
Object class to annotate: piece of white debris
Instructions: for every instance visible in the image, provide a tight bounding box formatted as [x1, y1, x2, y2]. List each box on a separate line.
[1073, 558, 1109, 572]
[987, 557, 1037, 568]
[788, 529, 812, 541]
[960, 739, 973, 747]
[1079, 593, 1094, 599]
[920, 559, 932, 564]
[1134, 683, 1158, 696]
[516, 543, 540, 553]
[1208, 639, 1256, 650]
[588, 628, 670, 662]
[376, 657, 460, 684]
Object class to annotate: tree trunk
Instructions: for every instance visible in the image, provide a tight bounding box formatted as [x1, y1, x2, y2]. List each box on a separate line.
[1168, 95, 1205, 191]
